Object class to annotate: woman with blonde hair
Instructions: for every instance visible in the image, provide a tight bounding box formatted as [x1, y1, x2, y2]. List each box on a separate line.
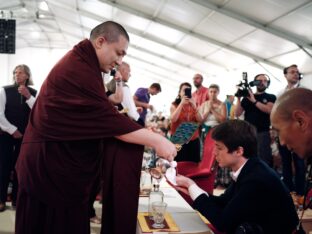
[199, 84, 230, 189]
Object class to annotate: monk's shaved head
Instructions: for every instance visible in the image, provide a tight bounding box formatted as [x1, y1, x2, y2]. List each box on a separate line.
[272, 88, 312, 120]
[271, 88, 312, 159]
[90, 21, 129, 43]
[90, 21, 129, 73]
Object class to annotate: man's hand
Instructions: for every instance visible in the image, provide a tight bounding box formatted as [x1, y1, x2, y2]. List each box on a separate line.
[147, 104, 154, 111]
[247, 89, 256, 103]
[12, 130, 23, 139]
[114, 71, 122, 82]
[174, 174, 195, 196]
[136, 107, 143, 113]
[180, 95, 189, 106]
[18, 85, 31, 99]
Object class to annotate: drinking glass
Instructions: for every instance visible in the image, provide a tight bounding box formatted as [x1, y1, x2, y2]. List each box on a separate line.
[152, 201, 167, 229]
[142, 152, 152, 170]
[140, 170, 152, 195]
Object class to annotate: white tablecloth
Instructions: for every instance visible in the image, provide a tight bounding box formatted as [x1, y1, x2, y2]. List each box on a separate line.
[136, 180, 214, 234]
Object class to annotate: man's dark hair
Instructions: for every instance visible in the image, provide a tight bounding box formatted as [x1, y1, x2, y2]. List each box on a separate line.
[209, 84, 219, 91]
[150, 83, 161, 92]
[283, 64, 297, 75]
[212, 120, 257, 159]
[90, 21, 129, 43]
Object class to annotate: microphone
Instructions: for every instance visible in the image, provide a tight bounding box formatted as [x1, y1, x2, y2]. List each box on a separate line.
[110, 68, 116, 77]
[18, 85, 24, 104]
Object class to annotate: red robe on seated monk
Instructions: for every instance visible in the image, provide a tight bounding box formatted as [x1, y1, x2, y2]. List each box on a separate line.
[15, 39, 144, 234]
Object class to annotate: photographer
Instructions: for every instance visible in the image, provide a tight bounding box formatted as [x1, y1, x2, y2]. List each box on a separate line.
[170, 82, 203, 162]
[235, 74, 276, 167]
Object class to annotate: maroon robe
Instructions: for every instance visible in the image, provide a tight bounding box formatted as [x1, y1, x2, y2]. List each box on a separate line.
[15, 39, 144, 234]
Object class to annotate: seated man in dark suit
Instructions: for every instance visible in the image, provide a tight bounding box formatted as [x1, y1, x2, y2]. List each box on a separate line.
[175, 119, 300, 234]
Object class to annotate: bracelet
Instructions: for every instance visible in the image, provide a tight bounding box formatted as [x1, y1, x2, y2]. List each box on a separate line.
[253, 101, 258, 105]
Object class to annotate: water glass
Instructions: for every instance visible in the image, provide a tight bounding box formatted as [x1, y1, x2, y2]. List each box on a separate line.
[140, 170, 152, 195]
[152, 201, 167, 229]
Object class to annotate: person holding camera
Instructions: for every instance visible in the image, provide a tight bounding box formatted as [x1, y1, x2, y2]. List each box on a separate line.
[170, 82, 203, 162]
[235, 74, 276, 167]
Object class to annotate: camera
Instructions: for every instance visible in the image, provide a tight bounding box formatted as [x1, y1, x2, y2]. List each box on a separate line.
[234, 72, 261, 98]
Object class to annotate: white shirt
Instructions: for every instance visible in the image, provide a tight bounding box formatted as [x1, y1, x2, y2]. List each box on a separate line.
[277, 82, 302, 97]
[230, 159, 248, 182]
[188, 159, 248, 200]
[0, 87, 36, 134]
[121, 86, 140, 121]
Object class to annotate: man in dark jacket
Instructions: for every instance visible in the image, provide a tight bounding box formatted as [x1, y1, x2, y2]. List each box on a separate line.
[176, 120, 299, 234]
[0, 64, 37, 212]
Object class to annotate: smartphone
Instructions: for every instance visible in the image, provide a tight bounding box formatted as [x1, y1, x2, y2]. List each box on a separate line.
[184, 87, 192, 98]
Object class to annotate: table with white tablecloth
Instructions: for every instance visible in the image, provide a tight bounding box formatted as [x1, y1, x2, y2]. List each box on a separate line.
[136, 180, 214, 234]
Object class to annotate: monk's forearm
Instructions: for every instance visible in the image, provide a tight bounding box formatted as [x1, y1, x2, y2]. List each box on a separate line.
[116, 128, 176, 161]
[116, 128, 161, 147]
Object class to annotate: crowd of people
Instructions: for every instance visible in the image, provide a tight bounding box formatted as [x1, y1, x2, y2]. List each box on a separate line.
[0, 20, 311, 234]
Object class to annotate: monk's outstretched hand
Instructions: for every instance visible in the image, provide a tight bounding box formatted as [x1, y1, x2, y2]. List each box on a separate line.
[154, 137, 177, 162]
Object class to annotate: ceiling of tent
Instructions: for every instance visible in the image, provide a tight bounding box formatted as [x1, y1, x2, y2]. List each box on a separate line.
[1, 0, 312, 90]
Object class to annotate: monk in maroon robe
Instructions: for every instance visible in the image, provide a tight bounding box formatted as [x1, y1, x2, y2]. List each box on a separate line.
[15, 21, 176, 234]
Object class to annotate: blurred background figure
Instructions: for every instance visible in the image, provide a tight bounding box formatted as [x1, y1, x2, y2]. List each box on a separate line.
[134, 83, 161, 126]
[199, 84, 226, 139]
[170, 82, 203, 162]
[199, 84, 229, 189]
[106, 62, 145, 126]
[192, 73, 209, 107]
[278, 64, 306, 203]
[0, 64, 37, 212]
[235, 74, 276, 167]
[224, 95, 235, 120]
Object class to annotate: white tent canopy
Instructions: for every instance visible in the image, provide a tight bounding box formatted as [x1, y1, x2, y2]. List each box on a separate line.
[0, 0, 311, 114]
